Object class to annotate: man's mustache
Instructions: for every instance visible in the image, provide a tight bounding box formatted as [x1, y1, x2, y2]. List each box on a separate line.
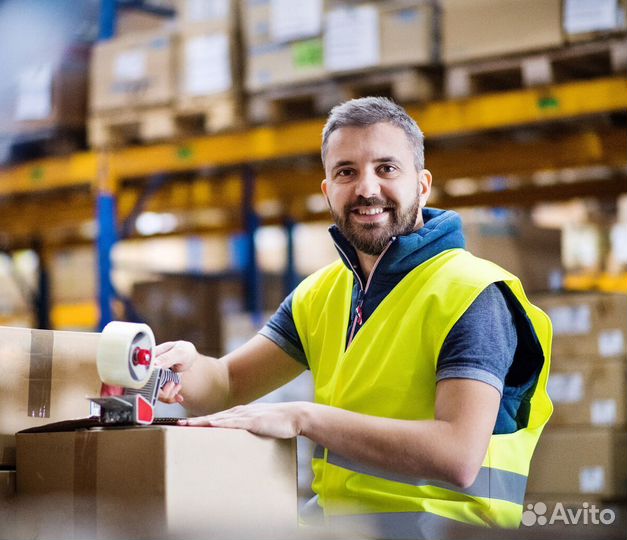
[345, 196, 396, 211]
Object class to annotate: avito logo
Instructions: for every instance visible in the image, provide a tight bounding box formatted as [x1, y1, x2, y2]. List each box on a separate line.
[522, 502, 616, 527]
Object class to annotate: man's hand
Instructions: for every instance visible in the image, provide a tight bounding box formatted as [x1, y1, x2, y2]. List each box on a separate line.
[154, 341, 198, 404]
[179, 402, 311, 439]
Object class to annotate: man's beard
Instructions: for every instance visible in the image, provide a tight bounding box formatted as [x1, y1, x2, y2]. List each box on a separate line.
[329, 193, 422, 256]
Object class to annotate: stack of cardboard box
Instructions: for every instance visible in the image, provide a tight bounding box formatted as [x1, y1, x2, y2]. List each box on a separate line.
[527, 292, 627, 503]
[242, 0, 436, 92]
[88, 1, 241, 147]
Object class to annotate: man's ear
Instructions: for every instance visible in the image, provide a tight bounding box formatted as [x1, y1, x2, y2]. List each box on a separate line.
[321, 178, 328, 196]
[418, 169, 432, 206]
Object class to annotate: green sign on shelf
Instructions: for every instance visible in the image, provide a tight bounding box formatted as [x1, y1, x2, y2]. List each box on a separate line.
[293, 38, 324, 70]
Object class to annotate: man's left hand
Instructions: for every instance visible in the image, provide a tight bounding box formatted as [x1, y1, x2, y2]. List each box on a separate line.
[178, 402, 310, 439]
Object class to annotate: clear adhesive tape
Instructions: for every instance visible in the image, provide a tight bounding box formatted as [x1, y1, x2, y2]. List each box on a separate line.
[97, 321, 156, 389]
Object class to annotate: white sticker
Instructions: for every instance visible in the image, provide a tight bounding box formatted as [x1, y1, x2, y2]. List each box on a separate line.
[114, 49, 146, 81]
[564, 0, 619, 34]
[548, 304, 591, 335]
[183, 34, 232, 95]
[579, 466, 605, 493]
[270, 0, 322, 42]
[591, 399, 617, 425]
[185, 0, 230, 22]
[325, 5, 380, 72]
[547, 372, 584, 404]
[15, 63, 53, 121]
[598, 329, 625, 357]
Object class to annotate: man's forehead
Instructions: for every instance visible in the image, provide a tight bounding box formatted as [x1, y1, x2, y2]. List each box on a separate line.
[326, 123, 412, 159]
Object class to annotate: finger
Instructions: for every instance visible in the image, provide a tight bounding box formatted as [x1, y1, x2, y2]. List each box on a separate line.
[154, 350, 180, 369]
[155, 342, 177, 356]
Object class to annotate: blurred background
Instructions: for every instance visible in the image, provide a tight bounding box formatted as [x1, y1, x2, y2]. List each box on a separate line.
[0, 0, 625, 531]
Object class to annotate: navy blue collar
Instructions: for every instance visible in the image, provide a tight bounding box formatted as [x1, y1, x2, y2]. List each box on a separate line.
[329, 208, 466, 287]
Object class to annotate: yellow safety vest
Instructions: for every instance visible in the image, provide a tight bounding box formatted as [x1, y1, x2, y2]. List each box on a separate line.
[292, 248, 553, 533]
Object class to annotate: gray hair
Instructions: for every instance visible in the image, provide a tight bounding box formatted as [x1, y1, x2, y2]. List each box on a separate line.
[321, 97, 425, 171]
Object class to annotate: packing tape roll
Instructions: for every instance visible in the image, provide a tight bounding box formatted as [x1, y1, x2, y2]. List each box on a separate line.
[96, 322, 155, 389]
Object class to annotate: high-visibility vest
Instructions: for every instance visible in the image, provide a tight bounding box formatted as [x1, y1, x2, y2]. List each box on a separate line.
[292, 248, 553, 533]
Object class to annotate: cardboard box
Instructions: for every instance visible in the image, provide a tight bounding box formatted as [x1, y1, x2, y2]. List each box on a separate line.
[50, 246, 96, 304]
[442, 0, 563, 63]
[547, 358, 626, 427]
[379, 0, 436, 67]
[241, 0, 271, 47]
[246, 40, 326, 91]
[0, 470, 17, 539]
[463, 219, 563, 294]
[16, 426, 297, 540]
[563, 0, 627, 41]
[90, 30, 175, 113]
[174, 0, 234, 32]
[527, 428, 627, 498]
[532, 293, 627, 360]
[0, 327, 101, 466]
[176, 29, 237, 100]
[0, 46, 89, 139]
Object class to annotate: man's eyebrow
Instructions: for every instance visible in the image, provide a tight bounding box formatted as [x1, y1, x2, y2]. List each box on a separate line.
[373, 156, 400, 163]
[332, 160, 354, 169]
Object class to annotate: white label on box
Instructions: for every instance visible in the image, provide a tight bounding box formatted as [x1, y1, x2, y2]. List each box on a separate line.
[325, 5, 379, 72]
[610, 222, 627, 264]
[598, 329, 625, 357]
[547, 372, 584, 404]
[579, 466, 605, 493]
[183, 34, 232, 95]
[590, 399, 617, 425]
[270, 0, 322, 42]
[15, 63, 52, 121]
[564, 0, 619, 34]
[548, 305, 591, 335]
[114, 49, 146, 81]
[185, 0, 229, 22]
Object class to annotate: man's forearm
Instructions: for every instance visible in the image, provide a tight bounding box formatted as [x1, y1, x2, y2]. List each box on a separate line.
[299, 403, 483, 488]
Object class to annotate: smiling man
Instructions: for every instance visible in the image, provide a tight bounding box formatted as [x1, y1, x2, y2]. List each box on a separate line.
[156, 97, 553, 539]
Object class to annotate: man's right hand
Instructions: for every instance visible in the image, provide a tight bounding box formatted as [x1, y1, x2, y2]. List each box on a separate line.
[154, 341, 198, 404]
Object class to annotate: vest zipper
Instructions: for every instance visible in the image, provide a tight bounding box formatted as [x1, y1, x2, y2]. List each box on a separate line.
[336, 239, 395, 347]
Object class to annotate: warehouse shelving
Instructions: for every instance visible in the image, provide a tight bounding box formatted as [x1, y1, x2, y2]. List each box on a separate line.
[0, 75, 625, 329]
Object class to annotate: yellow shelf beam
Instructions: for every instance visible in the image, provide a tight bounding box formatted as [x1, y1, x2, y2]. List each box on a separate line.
[110, 76, 627, 180]
[0, 77, 624, 197]
[0, 152, 98, 196]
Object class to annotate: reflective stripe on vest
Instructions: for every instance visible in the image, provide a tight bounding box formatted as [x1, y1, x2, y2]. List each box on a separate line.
[313, 445, 527, 505]
[293, 248, 553, 527]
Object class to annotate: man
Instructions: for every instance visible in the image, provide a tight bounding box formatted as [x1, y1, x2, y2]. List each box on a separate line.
[156, 97, 552, 538]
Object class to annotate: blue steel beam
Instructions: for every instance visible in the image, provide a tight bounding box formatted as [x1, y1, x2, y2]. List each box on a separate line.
[284, 217, 298, 296]
[242, 166, 262, 323]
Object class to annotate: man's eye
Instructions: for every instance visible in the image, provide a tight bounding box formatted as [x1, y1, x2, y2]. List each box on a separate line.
[378, 164, 397, 174]
[336, 169, 354, 178]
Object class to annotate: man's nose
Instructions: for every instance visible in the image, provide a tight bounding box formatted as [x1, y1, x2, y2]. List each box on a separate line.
[354, 170, 381, 198]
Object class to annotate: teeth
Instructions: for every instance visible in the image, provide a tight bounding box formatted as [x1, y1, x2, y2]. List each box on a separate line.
[357, 208, 384, 215]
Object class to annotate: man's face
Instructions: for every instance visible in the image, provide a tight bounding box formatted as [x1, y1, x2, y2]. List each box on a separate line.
[322, 122, 432, 256]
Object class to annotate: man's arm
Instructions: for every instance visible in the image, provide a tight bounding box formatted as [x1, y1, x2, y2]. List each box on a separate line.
[156, 335, 306, 416]
[180, 378, 500, 488]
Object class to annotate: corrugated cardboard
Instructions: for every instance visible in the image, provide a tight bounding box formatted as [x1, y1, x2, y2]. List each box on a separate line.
[463, 219, 562, 294]
[0, 327, 100, 467]
[528, 428, 627, 498]
[442, 0, 563, 63]
[16, 426, 297, 540]
[174, 0, 234, 32]
[0, 470, 17, 539]
[547, 358, 626, 427]
[379, 0, 436, 67]
[246, 40, 326, 91]
[90, 30, 175, 113]
[532, 293, 627, 360]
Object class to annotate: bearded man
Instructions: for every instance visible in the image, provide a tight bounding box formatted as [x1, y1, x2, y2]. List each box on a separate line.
[156, 97, 553, 539]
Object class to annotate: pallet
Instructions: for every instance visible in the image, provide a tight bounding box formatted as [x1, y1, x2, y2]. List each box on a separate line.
[445, 38, 627, 99]
[248, 66, 441, 124]
[89, 94, 243, 148]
